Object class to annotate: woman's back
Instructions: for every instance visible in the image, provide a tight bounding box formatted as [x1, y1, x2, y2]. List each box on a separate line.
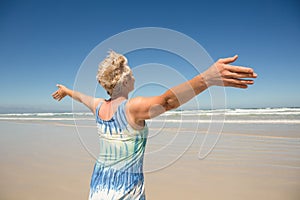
[89, 100, 148, 200]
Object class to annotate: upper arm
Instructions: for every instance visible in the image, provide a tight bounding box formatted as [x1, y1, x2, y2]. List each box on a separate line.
[81, 96, 104, 115]
[126, 94, 173, 124]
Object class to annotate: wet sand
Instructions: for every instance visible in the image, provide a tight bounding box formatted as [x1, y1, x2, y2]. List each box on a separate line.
[0, 121, 299, 200]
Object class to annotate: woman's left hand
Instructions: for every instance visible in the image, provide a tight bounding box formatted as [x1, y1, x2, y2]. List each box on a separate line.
[202, 55, 257, 88]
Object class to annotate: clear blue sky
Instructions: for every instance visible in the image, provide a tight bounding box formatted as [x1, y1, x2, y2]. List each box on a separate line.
[0, 0, 299, 112]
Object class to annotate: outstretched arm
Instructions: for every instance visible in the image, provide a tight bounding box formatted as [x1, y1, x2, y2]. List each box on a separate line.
[126, 55, 257, 127]
[52, 84, 102, 114]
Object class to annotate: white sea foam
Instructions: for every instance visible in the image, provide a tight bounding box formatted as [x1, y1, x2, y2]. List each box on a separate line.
[0, 108, 299, 124]
[149, 119, 300, 124]
[0, 117, 93, 121]
[0, 112, 93, 117]
[162, 107, 300, 116]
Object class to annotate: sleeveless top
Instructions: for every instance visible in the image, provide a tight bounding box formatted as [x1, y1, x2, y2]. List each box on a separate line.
[88, 100, 148, 200]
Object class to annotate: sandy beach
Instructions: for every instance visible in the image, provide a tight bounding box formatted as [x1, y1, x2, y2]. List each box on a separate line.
[1, 110, 299, 200]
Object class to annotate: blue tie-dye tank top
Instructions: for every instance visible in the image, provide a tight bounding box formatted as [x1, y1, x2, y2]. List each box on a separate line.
[88, 100, 148, 200]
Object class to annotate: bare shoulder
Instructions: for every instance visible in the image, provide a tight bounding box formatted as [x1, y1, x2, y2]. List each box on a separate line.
[126, 95, 166, 123]
[126, 96, 143, 107]
[127, 96, 164, 111]
[126, 96, 152, 112]
[94, 97, 105, 103]
[94, 98, 105, 107]
[92, 98, 105, 114]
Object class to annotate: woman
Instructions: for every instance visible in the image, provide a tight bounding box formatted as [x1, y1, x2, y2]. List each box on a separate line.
[52, 50, 257, 199]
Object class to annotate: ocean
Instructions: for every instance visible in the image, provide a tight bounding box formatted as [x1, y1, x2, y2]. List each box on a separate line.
[1, 107, 300, 124]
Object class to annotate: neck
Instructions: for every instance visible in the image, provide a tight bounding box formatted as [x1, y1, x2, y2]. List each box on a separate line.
[110, 93, 128, 101]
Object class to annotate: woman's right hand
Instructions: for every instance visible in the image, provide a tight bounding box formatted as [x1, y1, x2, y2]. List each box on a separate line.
[52, 84, 68, 101]
[202, 55, 257, 88]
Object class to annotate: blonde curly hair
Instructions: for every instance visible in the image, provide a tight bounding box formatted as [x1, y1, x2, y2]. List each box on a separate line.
[96, 50, 131, 96]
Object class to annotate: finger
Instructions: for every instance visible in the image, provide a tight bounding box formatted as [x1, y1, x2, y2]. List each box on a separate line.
[52, 93, 57, 98]
[53, 93, 60, 99]
[218, 55, 238, 64]
[224, 81, 248, 89]
[225, 71, 257, 79]
[226, 65, 254, 74]
[51, 91, 58, 96]
[239, 79, 254, 85]
[227, 83, 248, 89]
[52, 92, 59, 97]
[224, 78, 254, 86]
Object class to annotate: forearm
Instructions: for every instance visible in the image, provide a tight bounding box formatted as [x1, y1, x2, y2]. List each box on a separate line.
[162, 74, 208, 110]
[64, 88, 80, 102]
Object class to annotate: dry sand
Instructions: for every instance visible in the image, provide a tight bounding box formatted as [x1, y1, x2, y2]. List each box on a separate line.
[0, 121, 299, 200]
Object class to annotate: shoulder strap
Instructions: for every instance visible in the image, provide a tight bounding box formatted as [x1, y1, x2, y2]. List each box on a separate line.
[118, 100, 128, 116]
[114, 100, 128, 128]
